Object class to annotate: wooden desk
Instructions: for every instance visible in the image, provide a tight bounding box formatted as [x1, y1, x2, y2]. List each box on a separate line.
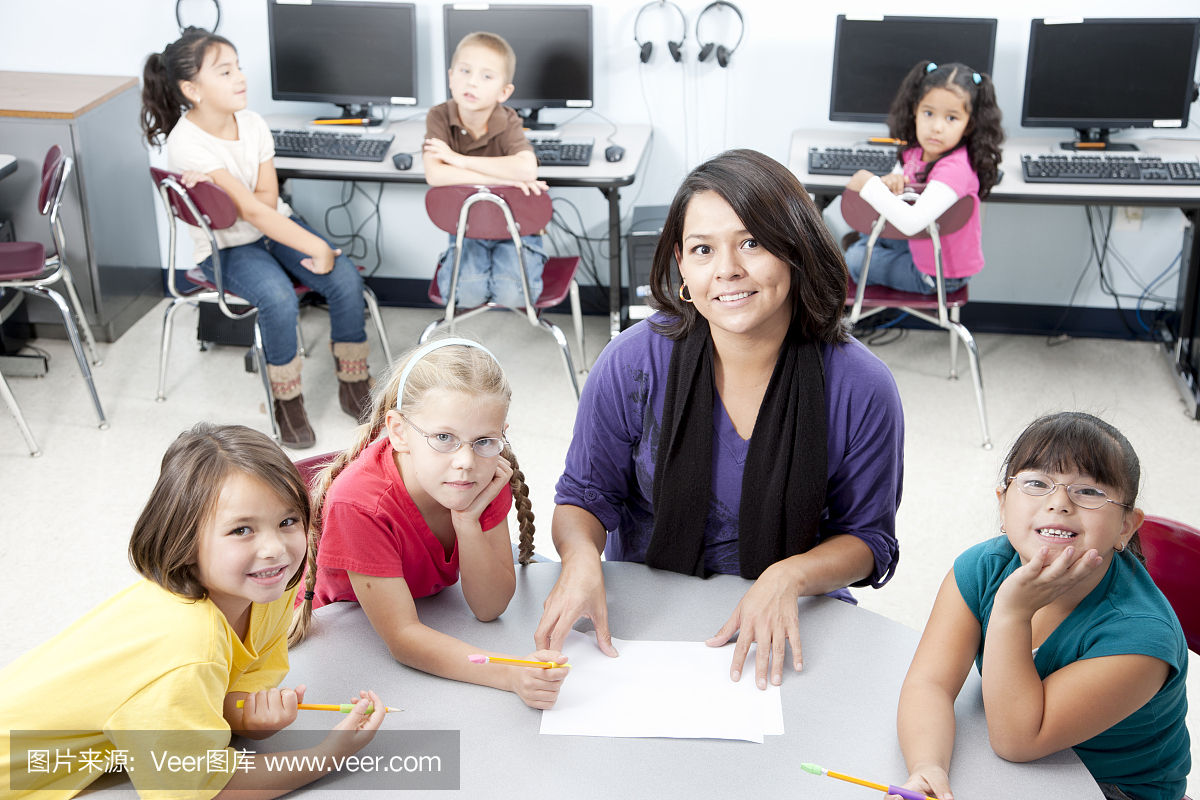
[788, 128, 1200, 417]
[0, 72, 161, 343]
[82, 562, 1103, 799]
[268, 115, 653, 341]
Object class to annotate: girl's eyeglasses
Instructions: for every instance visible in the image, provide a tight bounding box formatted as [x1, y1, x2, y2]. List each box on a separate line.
[403, 416, 506, 457]
[1006, 472, 1132, 510]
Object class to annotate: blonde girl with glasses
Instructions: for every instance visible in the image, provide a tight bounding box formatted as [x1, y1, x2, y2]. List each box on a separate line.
[892, 412, 1189, 800]
[290, 339, 570, 709]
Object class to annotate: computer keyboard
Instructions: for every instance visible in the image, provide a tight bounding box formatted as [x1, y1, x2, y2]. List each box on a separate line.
[1021, 154, 1200, 185]
[528, 136, 594, 167]
[271, 129, 394, 162]
[807, 146, 898, 176]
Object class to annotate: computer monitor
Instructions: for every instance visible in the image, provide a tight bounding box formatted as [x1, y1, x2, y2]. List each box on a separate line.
[829, 15, 997, 124]
[267, 0, 418, 125]
[443, 4, 593, 130]
[1022, 18, 1200, 151]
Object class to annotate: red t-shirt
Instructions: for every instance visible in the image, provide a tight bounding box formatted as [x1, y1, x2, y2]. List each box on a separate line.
[312, 436, 513, 608]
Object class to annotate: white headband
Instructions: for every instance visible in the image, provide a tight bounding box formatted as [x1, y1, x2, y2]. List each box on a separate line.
[395, 338, 499, 409]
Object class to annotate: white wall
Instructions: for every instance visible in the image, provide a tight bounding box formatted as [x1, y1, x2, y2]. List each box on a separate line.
[3, 0, 1198, 311]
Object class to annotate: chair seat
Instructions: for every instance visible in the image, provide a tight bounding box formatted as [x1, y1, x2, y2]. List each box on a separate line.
[847, 278, 969, 310]
[428, 255, 581, 308]
[184, 266, 309, 304]
[0, 241, 48, 280]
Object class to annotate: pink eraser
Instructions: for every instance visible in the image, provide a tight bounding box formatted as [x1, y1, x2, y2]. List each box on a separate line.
[467, 654, 489, 664]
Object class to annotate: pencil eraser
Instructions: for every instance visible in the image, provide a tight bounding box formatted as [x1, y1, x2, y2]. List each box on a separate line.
[467, 654, 488, 664]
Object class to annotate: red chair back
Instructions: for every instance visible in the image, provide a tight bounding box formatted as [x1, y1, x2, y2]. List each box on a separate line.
[1139, 515, 1200, 654]
[294, 452, 339, 490]
[841, 188, 974, 241]
[425, 185, 552, 240]
[37, 146, 66, 216]
[150, 167, 239, 231]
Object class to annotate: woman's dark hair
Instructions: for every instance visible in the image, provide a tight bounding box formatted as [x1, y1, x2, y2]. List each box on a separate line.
[129, 423, 311, 600]
[886, 61, 1004, 199]
[1001, 412, 1144, 561]
[141, 27, 236, 146]
[648, 149, 849, 344]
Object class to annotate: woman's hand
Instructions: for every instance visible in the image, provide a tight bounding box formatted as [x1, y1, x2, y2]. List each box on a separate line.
[507, 651, 571, 709]
[239, 685, 306, 733]
[301, 245, 341, 275]
[845, 169, 877, 192]
[179, 170, 214, 188]
[319, 691, 387, 759]
[888, 763, 953, 800]
[705, 561, 803, 689]
[535, 558, 619, 657]
[993, 545, 1103, 621]
[881, 173, 907, 195]
[451, 456, 514, 534]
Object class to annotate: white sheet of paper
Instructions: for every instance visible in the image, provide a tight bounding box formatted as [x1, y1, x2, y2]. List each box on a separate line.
[539, 631, 784, 743]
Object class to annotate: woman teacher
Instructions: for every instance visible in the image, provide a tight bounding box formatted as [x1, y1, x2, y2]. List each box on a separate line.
[536, 150, 904, 690]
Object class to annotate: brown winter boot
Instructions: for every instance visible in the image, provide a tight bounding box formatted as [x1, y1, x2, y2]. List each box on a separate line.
[332, 341, 373, 423]
[267, 356, 315, 449]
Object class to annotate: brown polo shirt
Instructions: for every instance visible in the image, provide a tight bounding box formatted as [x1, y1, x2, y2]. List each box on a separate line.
[426, 100, 533, 157]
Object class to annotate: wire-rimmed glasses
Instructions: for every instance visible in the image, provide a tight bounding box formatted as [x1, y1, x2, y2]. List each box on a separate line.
[1006, 472, 1132, 510]
[403, 416, 506, 457]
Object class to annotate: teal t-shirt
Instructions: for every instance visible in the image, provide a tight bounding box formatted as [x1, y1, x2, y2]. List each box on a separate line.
[954, 536, 1190, 800]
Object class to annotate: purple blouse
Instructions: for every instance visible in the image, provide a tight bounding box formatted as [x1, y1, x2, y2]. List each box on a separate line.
[554, 317, 904, 600]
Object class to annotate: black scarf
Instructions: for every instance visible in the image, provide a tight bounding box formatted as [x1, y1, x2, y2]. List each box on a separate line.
[646, 316, 827, 579]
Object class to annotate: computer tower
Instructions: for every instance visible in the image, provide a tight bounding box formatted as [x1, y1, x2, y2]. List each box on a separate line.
[627, 205, 671, 323]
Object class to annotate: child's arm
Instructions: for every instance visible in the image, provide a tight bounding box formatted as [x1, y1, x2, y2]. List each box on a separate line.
[222, 686, 305, 740]
[846, 170, 959, 237]
[895, 569, 981, 800]
[202, 167, 341, 274]
[348, 570, 569, 709]
[253, 159, 280, 210]
[423, 139, 547, 195]
[453, 457, 517, 622]
[982, 546, 1171, 762]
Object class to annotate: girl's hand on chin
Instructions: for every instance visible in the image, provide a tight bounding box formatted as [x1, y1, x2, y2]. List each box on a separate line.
[995, 544, 1103, 618]
[451, 456, 514, 529]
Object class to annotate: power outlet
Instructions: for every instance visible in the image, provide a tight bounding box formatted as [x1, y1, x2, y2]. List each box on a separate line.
[1113, 206, 1144, 232]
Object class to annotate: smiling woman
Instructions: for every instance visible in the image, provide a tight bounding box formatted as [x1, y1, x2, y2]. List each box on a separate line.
[538, 149, 906, 690]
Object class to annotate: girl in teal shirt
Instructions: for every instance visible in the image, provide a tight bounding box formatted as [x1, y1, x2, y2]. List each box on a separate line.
[894, 412, 1189, 800]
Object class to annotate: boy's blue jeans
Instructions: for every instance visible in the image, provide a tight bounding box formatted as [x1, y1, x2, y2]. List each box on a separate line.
[199, 216, 366, 366]
[437, 235, 548, 309]
[844, 236, 969, 295]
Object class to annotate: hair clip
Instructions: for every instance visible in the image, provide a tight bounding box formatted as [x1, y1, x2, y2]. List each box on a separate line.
[972, 72, 981, 84]
[926, 62, 938, 73]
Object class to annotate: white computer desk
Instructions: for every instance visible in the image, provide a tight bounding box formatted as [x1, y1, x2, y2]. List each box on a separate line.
[268, 115, 652, 341]
[788, 128, 1200, 415]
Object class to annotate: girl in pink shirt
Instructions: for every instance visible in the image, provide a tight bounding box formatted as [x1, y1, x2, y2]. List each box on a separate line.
[844, 61, 1004, 294]
[292, 338, 570, 709]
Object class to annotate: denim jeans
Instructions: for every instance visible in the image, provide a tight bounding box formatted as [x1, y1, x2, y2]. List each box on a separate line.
[200, 217, 366, 366]
[845, 236, 968, 295]
[437, 234, 547, 309]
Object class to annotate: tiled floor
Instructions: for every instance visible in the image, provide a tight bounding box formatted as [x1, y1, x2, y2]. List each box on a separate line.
[3, 301, 1199, 793]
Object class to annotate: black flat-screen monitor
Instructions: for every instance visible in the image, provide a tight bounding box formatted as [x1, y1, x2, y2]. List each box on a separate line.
[443, 4, 592, 128]
[268, 0, 418, 110]
[1022, 18, 1200, 141]
[829, 15, 997, 124]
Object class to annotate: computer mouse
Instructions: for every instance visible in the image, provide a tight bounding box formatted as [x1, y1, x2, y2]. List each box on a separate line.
[393, 153, 413, 170]
[605, 145, 625, 163]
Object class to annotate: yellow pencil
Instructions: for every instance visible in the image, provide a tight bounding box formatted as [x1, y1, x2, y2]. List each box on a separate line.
[467, 654, 571, 669]
[235, 701, 399, 713]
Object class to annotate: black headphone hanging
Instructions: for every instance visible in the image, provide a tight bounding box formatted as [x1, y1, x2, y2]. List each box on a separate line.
[633, 0, 687, 64]
[176, 0, 221, 34]
[695, 1, 744, 68]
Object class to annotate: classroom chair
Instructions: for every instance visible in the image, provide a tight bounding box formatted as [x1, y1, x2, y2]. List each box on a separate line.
[422, 185, 585, 400]
[151, 168, 393, 443]
[1139, 515, 1200, 655]
[294, 451, 337, 488]
[840, 187, 991, 449]
[0, 145, 108, 456]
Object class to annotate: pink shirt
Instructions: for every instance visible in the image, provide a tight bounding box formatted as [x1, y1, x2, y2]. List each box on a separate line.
[902, 146, 983, 279]
[313, 436, 512, 608]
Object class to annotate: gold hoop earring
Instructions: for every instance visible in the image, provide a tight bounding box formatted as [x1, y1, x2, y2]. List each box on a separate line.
[678, 284, 693, 304]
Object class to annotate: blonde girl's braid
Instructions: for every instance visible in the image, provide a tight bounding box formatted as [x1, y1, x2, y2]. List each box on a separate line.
[288, 358, 408, 646]
[504, 444, 536, 565]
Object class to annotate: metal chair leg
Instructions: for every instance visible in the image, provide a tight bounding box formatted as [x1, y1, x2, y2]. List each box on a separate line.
[28, 286, 107, 429]
[57, 265, 102, 367]
[949, 305, 961, 380]
[296, 318, 307, 358]
[363, 286, 393, 364]
[157, 298, 190, 402]
[0, 371, 41, 456]
[569, 280, 586, 372]
[538, 316, 580, 401]
[948, 320, 991, 449]
[418, 317, 441, 345]
[254, 322, 281, 444]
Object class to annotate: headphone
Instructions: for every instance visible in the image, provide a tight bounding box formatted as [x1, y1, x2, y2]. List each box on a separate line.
[633, 1, 687, 64]
[695, 1, 744, 68]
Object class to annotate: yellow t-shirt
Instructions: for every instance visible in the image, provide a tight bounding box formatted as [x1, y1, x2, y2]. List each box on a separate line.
[0, 579, 297, 799]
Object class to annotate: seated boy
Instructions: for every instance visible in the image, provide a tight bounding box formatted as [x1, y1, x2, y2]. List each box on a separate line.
[424, 32, 550, 309]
